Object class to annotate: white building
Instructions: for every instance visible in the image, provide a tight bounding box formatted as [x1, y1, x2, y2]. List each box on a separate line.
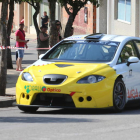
[96, 0, 140, 37]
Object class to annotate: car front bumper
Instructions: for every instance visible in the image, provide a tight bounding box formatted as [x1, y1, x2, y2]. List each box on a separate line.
[16, 75, 115, 108]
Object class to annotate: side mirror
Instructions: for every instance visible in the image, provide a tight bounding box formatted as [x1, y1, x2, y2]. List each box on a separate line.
[39, 54, 44, 59]
[127, 56, 139, 66]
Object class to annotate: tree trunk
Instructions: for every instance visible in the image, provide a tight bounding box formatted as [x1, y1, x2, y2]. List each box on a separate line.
[64, 13, 74, 38]
[49, 0, 57, 47]
[7, 0, 14, 69]
[33, 2, 40, 36]
[0, 0, 8, 96]
[64, 7, 78, 38]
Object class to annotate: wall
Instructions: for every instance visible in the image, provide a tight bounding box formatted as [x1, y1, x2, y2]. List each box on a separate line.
[96, 0, 107, 34]
[13, 3, 19, 31]
[107, 0, 139, 37]
[24, 3, 28, 32]
[61, 2, 95, 36]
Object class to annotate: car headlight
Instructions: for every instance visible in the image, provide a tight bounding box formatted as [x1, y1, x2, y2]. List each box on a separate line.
[77, 75, 105, 84]
[22, 72, 33, 82]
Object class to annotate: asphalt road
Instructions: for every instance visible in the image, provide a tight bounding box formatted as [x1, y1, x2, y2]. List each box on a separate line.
[0, 107, 140, 140]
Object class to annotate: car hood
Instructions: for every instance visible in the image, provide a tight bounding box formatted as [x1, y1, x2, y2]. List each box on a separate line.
[28, 61, 110, 78]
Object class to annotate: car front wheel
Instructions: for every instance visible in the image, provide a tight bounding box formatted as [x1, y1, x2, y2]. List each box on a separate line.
[18, 106, 39, 113]
[113, 78, 126, 112]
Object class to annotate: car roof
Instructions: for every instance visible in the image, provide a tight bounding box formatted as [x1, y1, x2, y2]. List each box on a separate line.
[64, 34, 140, 42]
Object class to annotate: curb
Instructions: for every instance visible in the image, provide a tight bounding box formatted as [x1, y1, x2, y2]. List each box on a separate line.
[0, 97, 16, 108]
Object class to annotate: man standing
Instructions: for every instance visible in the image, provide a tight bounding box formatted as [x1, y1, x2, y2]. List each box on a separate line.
[15, 22, 28, 71]
[41, 11, 49, 28]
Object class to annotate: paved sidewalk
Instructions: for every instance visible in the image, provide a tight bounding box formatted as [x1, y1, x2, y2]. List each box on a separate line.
[0, 32, 37, 107]
[0, 96, 16, 107]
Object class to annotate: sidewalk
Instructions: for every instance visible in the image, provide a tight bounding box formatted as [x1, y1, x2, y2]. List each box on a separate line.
[0, 32, 37, 107]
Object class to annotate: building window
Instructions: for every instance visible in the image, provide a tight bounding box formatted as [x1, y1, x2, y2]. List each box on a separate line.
[118, 0, 131, 22]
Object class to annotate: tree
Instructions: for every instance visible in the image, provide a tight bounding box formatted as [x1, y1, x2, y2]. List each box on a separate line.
[24, 0, 60, 47]
[7, 0, 15, 69]
[48, 0, 57, 47]
[24, 0, 40, 35]
[23, 0, 59, 45]
[0, 0, 41, 95]
[0, 0, 8, 96]
[59, 0, 99, 38]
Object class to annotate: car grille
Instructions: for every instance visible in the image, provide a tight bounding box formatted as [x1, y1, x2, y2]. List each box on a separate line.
[31, 93, 75, 107]
[43, 74, 67, 85]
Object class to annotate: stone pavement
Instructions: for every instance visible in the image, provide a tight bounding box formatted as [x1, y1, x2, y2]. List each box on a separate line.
[0, 32, 37, 107]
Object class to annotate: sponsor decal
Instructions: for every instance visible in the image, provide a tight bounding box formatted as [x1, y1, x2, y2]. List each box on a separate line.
[127, 89, 140, 100]
[47, 88, 61, 92]
[42, 86, 47, 92]
[24, 85, 61, 93]
[70, 92, 76, 96]
[24, 85, 47, 94]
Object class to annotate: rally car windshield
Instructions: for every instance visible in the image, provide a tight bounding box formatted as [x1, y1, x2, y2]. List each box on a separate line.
[42, 40, 120, 62]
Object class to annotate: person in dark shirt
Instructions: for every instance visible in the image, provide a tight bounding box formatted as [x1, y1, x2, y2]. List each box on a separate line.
[37, 25, 49, 58]
[41, 11, 49, 28]
[55, 20, 62, 42]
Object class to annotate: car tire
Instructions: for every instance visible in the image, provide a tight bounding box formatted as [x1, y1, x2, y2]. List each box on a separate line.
[113, 78, 126, 112]
[18, 106, 39, 113]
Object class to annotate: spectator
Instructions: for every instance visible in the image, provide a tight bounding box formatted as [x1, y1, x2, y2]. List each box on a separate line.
[15, 22, 28, 71]
[41, 11, 49, 28]
[37, 25, 49, 58]
[49, 20, 62, 47]
[55, 20, 62, 43]
[20, 16, 24, 24]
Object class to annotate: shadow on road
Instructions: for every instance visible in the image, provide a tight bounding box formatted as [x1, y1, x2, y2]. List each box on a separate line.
[0, 107, 140, 123]
[12, 60, 36, 65]
[0, 116, 95, 123]
[22, 106, 140, 115]
[22, 60, 36, 64]
[6, 73, 18, 88]
[11, 52, 35, 56]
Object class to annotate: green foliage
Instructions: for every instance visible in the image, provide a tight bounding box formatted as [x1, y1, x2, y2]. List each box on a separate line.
[58, 0, 99, 8]
[20, 0, 42, 2]
[13, 0, 42, 4]
[0, 0, 42, 3]
[0, 0, 41, 4]
[48, 0, 57, 2]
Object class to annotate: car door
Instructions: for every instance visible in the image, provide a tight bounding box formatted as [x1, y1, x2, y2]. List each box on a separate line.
[117, 41, 140, 101]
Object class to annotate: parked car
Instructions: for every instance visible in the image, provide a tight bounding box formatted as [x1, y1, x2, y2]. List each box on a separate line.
[15, 33, 140, 112]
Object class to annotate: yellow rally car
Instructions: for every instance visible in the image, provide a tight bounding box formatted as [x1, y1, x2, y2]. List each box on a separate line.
[16, 33, 140, 112]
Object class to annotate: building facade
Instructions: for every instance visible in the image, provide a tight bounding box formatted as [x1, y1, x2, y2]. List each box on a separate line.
[98, 0, 140, 37]
[61, 2, 97, 36]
